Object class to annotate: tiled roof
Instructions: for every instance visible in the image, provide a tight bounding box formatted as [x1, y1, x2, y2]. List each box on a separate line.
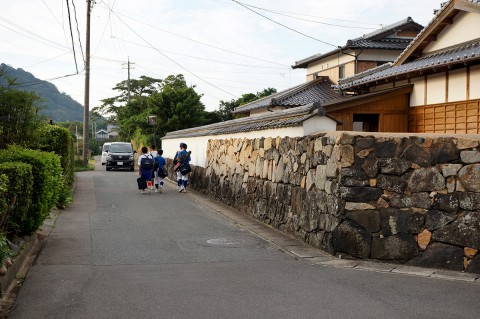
[208, 114, 314, 135]
[292, 17, 422, 69]
[338, 40, 480, 89]
[163, 103, 330, 139]
[232, 77, 340, 114]
[393, 0, 480, 66]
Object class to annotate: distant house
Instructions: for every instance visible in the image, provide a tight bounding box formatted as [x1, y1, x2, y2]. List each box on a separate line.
[96, 129, 108, 139]
[337, 0, 480, 134]
[107, 123, 119, 138]
[292, 17, 424, 84]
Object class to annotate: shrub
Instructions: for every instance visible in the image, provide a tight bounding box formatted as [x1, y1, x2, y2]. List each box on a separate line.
[0, 162, 33, 236]
[0, 233, 11, 265]
[0, 174, 7, 222]
[37, 125, 75, 207]
[0, 146, 61, 235]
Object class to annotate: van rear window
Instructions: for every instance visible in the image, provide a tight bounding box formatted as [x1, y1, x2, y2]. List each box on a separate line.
[102, 145, 110, 152]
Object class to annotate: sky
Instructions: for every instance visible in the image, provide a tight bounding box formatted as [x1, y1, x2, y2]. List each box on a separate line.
[1, 0, 443, 113]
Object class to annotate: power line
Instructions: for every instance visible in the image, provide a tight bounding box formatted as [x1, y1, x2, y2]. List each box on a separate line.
[98, 3, 288, 67]
[231, 0, 338, 48]
[112, 37, 290, 69]
[106, 7, 238, 98]
[235, 1, 377, 30]
[0, 16, 69, 51]
[12, 72, 81, 88]
[71, 0, 85, 64]
[65, 0, 79, 73]
[228, 1, 381, 26]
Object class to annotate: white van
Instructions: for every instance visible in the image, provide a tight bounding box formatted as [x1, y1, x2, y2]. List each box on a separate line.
[101, 143, 111, 165]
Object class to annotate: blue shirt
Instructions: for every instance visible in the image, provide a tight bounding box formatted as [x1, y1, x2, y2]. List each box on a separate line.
[155, 156, 166, 169]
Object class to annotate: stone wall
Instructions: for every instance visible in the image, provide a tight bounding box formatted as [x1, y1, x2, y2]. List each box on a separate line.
[179, 132, 480, 273]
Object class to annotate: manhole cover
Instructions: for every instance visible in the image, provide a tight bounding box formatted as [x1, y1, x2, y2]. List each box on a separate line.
[206, 238, 245, 246]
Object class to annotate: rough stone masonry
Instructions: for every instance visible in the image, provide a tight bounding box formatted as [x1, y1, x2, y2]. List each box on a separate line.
[177, 132, 480, 273]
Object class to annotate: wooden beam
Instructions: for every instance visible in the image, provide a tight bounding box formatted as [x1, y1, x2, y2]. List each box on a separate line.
[454, 0, 480, 14]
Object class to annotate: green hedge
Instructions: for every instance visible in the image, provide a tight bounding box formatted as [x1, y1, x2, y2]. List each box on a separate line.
[0, 174, 7, 223]
[0, 146, 62, 235]
[37, 125, 75, 207]
[0, 162, 33, 235]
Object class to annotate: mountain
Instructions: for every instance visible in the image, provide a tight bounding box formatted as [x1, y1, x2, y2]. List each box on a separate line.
[0, 63, 84, 122]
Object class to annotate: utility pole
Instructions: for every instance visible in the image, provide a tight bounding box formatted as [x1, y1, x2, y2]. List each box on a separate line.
[122, 57, 135, 102]
[82, 0, 93, 165]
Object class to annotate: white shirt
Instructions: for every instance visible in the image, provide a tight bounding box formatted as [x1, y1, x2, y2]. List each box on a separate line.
[150, 150, 158, 158]
[137, 153, 152, 166]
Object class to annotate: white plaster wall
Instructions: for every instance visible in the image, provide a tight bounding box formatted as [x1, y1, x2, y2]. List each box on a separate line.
[471, 65, 480, 100]
[448, 68, 467, 102]
[427, 73, 446, 104]
[424, 12, 480, 53]
[162, 116, 338, 167]
[410, 77, 425, 107]
[303, 116, 338, 135]
[307, 53, 355, 76]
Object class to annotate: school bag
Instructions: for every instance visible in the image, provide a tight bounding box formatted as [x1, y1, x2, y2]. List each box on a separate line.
[140, 155, 153, 170]
[174, 151, 191, 172]
[137, 176, 147, 190]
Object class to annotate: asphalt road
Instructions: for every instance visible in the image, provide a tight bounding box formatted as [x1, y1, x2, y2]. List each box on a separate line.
[7, 159, 480, 318]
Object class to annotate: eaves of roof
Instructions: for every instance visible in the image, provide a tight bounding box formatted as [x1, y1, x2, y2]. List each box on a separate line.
[292, 17, 422, 69]
[338, 39, 480, 90]
[232, 77, 339, 114]
[394, 0, 480, 66]
[163, 102, 332, 139]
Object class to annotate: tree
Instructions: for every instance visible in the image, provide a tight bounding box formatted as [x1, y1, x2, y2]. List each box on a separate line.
[218, 87, 277, 121]
[147, 75, 206, 145]
[0, 82, 46, 149]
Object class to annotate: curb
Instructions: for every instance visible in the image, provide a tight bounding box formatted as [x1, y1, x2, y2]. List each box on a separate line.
[180, 181, 480, 284]
[0, 210, 60, 316]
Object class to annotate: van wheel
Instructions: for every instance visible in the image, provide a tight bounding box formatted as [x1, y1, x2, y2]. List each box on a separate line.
[106, 167, 111, 171]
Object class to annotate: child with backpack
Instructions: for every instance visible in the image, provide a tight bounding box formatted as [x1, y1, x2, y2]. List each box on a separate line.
[174, 143, 191, 193]
[137, 146, 154, 194]
[154, 149, 167, 193]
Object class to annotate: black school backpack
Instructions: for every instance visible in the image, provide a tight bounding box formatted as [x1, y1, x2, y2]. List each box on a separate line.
[140, 155, 153, 170]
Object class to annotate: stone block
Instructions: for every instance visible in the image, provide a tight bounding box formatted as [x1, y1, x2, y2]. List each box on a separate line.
[345, 202, 376, 210]
[461, 150, 480, 164]
[332, 220, 371, 258]
[425, 209, 457, 231]
[315, 165, 326, 191]
[440, 163, 463, 177]
[458, 164, 480, 192]
[379, 208, 416, 236]
[377, 174, 408, 194]
[386, 192, 432, 209]
[361, 154, 379, 178]
[339, 145, 354, 168]
[371, 234, 418, 260]
[456, 137, 479, 150]
[408, 167, 445, 192]
[380, 158, 411, 175]
[429, 139, 459, 165]
[339, 168, 369, 187]
[306, 169, 316, 191]
[403, 143, 430, 167]
[459, 192, 480, 211]
[432, 192, 459, 213]
[346, 210, 381, 233]
[417, 228, 432, 250]
[407, 242, 464, 271]
[374, 140, 397, 158]
[354, 137, 374, 154]
[340, 187, 383, 202]
[264, 137, 272, 150]
[319, 214, 341, 232]
[432, 211, 480, 249]
[466, 255, 480, 274]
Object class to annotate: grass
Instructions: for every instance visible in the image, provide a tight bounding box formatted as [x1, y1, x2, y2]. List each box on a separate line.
[74, 158, 95, 172]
